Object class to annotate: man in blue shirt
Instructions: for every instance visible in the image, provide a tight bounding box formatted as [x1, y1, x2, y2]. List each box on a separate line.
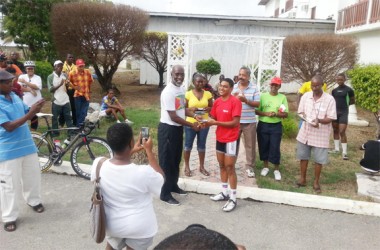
[0, 70, 45, 232]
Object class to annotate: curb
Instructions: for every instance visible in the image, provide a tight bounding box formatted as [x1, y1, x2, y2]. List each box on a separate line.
[49, 161, 380, 217]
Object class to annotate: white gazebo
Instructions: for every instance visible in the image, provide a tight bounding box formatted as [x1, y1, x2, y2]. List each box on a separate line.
[166, 32, 284, 91]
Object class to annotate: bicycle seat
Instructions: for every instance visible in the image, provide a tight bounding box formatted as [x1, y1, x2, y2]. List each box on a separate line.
[36, 113, 53, 118]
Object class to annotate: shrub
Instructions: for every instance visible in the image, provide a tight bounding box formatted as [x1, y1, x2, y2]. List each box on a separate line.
[282, 34, 358, 86]
[35, 61, 53, 88]
[196, 58, 221, 83]
[282, 112, 298, 139]
[348, 64, 380, 138]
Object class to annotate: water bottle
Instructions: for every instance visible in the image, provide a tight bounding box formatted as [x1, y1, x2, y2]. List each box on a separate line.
[54, 140, 62, 152]
[62, 139, 70, 149]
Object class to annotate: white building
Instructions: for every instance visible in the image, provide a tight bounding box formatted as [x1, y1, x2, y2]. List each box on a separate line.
[336, 0, 380, 64]
[258, 0, 338, 19]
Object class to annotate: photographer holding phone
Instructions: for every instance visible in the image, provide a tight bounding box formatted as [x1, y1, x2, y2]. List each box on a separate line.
[183, 72, 213, 177]
[158, 65, 201, 206]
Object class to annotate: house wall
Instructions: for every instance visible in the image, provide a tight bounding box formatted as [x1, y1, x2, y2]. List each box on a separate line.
[356, 30, 380, 64]
[138, 15, 335, 89]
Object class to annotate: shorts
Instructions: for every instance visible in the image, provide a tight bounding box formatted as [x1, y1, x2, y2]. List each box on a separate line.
[296, 141, 328, 165]
[216, 139, 240, 157]
[106, 235, 153, 250]
[334, 110, 348, 124]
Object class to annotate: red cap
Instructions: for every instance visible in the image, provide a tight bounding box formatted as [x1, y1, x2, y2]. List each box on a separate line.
[270, 77, 282, 85]
[75, 59, 85, 66]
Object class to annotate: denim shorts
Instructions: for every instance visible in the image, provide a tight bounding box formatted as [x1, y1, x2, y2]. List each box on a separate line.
[184, 126, 210, 152]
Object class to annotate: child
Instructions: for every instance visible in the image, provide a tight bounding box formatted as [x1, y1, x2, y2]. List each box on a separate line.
[100, 89, 133, 124]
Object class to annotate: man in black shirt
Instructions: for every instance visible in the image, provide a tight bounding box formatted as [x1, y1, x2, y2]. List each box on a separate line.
[330, 73, 355, 160]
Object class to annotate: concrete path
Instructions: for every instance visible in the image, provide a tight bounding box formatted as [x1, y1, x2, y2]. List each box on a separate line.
[2, 173, 380, 250]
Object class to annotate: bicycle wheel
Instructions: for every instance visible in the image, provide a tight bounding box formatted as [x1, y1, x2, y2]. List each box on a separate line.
[31, 132, 54, 172]
[70, 136, 113, 180]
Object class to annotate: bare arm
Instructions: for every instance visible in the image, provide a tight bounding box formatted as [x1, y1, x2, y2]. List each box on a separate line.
[1, 99, 45, 132]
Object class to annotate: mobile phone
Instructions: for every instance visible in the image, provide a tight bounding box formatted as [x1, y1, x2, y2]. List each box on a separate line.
[140, 127, 149, 145]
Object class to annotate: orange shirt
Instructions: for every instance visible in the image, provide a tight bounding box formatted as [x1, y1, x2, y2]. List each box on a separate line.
[69, 69, 93, 101]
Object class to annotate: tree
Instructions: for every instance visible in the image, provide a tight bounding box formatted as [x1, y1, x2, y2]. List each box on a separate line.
[281, 34, 358, 86]
[0, 0, 71, 61]
[141, 32, 168, 88]
[51, 2, 148, 91]
[196, 58, 221, 83]
[348, 64, 380, 138]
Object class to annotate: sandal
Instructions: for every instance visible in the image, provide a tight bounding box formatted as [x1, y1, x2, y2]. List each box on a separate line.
[199, 168, 210, 176]
[313, 186, 322, 194]
[184, 169, 192, 177]
[4, 221, 16, 232]
[295, 182, 306, 188]
[29, 203, 45, 213]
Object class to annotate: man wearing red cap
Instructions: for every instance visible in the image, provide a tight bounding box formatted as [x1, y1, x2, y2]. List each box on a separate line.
[255, 77, 288, 181]
[69, 59, 93, 126]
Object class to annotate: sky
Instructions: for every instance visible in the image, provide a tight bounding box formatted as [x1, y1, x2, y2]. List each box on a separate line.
[112, 0, 266, 17]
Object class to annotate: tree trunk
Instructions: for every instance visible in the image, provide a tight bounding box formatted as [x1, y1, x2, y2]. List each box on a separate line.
[158, 69, 165, 88]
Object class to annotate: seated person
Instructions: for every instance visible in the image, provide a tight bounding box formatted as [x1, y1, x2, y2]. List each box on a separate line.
[154, 224, 246, 250]
[100, 89, 133, 124]
[359, 137, 380, 173]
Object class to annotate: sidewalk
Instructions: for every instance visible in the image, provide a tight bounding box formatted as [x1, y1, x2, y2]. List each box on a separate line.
[50, 125, 380, 217]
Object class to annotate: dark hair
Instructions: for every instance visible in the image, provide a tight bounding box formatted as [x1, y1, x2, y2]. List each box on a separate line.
[107, 88, 114, 93]
[192, 72, 205, 82]
[106, 123, 133, 153]
[337, 72, 346, 79]
[154, 224, 238, 250]
[5, 67, 16, 74]
[221, 78, 235, 88]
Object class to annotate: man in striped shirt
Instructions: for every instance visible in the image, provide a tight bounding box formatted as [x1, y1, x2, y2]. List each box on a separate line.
[296, 75, 336, 194]
[232, 66, 260, 178]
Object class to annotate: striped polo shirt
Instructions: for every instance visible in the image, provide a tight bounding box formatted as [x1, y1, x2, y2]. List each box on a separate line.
[232, 81, 260, 123]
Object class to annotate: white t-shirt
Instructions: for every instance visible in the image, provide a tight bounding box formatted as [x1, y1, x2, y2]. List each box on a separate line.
[160, 82, 186, 126]
[51, 72, 69, 106]
[18, 74, 42, 107]
[90, 158, 164, 239]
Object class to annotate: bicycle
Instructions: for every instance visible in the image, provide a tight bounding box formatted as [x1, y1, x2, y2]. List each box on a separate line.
[31, 113, 113, 180]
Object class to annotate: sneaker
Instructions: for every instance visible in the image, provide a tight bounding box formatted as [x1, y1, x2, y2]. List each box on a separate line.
[261, 167, 269, 177]
[329, 149, 340, 154]
[125, 119, 134, 124]
[172, 188, 188, 196]
[161, 197, 180, 206]
[210, 192, 229, 201]
[116, 120, 121, 123]
[274, 170, 281, 181]
[246, 168, 255, 178]
[222, 199, 237, 212]
[342, 154, 349, 160]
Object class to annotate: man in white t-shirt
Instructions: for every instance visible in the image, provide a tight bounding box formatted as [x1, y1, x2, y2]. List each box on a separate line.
[18, 61, 42, 130]
[158, 65, 200, 206]
[91, 123, 164, 250]
[47, 60, 74, 138]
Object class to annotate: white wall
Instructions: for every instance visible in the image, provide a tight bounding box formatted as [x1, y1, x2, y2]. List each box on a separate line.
[356, 30, 380, 64]
[140, 15, 335, 86]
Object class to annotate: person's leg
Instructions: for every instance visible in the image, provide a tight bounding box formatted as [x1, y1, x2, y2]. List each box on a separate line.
[110, 108, 119, 121]
[313, 163, 322, 193]
[183, 126, 196, 177]
[0, 157, 22, 224]
[62, 103, 73, 137]
[296, 141, 311, 186]
[67, 89, 77, 126]
[21, 153, 42, 207]
[74, 97, 83, 126]
[339, 122, 348, 158]
[257, 122, 270, 176]
[51, 103, 61, 137]
[197, 127, 210, 175]
[241, 123, 256, 170]
[268, 123, 282, 180]
[171, 126, 183, 192]
[312, 147, 328, 193]
[216, 151, 229, 195]
[332, 120, 340, 152]
[119, 107, 127, 120]
[158, 123, 175, 201]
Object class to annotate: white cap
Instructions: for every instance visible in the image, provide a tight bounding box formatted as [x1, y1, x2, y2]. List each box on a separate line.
[54, 60, 63, 66]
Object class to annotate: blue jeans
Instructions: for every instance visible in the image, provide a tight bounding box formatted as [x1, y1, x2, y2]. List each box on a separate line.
[184, 126, 210, 152]
[74, 96, 89, 126]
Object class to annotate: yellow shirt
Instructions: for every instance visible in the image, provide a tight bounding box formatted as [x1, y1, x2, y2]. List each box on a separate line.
[62, 62, 77, 76]
[298, 81, 327, 94]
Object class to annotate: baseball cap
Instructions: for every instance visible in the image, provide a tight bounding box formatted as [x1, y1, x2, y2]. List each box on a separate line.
[0, 70, 16, 81]
[76, 59, 85, 66]
[270, 77, 282, 85]
[54, 60, 63, 66]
